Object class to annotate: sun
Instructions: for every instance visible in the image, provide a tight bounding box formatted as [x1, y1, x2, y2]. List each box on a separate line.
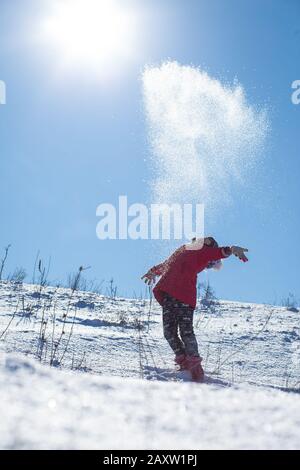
[40, 0, 138, 74]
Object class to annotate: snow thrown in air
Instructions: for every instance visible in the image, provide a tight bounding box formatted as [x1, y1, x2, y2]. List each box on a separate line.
[143, 61, 269, 210]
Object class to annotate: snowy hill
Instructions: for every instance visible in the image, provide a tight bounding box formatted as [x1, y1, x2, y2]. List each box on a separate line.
[0, 281, 300, 449]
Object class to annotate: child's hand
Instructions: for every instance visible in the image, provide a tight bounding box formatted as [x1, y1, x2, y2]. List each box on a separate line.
[141, 271, 156, 285]
[231, 246, 249, 262]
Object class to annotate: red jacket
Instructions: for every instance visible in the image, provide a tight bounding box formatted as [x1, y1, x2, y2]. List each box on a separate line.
[152, 245, 231, 309]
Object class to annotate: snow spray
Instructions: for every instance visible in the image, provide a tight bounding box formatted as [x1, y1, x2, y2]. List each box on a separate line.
[142, 61, 269, 212]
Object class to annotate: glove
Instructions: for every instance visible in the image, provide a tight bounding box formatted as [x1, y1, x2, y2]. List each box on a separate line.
[141, 270, 157, 286]
[231, 246, 249, 262]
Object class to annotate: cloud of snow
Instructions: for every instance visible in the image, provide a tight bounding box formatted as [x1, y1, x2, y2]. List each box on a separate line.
[142, 61, 269, 211]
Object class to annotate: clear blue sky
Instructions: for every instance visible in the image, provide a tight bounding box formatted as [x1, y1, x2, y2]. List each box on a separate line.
[0, 0, 299, 304]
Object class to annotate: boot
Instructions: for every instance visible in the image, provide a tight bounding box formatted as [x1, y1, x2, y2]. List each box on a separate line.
[186, 355, 204, 382]
[175, 353, 188, 371]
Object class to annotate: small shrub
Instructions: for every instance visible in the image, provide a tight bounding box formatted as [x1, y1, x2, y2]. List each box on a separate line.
[281, 293, 299, 312]
[198, 281, 219, 315]
[8, 267, 27, 284]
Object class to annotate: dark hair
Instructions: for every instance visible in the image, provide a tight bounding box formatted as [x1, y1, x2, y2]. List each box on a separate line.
[205, 236, 219, 247]
[191, 236, 218, 247]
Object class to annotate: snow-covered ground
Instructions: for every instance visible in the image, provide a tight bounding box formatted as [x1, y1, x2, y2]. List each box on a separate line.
[0, 281, 300, 449]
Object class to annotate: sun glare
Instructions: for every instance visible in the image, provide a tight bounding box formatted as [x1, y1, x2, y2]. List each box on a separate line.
[40, 0, 138, 74]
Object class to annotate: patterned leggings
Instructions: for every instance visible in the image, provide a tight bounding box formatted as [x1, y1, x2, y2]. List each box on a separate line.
[162, 293, 199, 357]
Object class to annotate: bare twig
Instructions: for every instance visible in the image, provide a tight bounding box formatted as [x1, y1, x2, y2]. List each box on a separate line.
[0, 244, 11, 280]
[212, 308, 274, 375]
[0, 300, 19, 340]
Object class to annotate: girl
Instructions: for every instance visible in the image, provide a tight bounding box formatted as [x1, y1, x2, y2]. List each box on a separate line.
[141, 237, 248, 382]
